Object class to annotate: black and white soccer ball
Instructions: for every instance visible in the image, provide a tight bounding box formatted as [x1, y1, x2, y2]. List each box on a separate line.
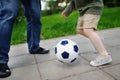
[55, 39, 79, 64]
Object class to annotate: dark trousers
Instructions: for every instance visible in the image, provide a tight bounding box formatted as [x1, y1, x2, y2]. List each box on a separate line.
[0, 0, 41, 64]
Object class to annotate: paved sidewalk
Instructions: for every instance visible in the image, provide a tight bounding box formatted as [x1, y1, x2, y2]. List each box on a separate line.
[1, 28, 120, 80]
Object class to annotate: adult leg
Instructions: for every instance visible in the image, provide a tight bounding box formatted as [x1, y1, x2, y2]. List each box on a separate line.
[21, 0, 49, 54]
[0, 0, 20, 78]
[0, 0, 20, 64]
[21, 0, 41, 52]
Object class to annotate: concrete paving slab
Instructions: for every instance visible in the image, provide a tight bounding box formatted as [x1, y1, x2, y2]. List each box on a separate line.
[106, 45, 120, 65]
[61, 70, 115, 80]
[80, 52, 98, 62]
[98, 28, 120, 47]
[35, 48, 56, 63]
[102, 64, 120, 80]
[38, 56, 98, 80]
[8, 54, 36, 69]
[9, 65, 41, 80]
[40, 39, 58, 49]
[9, 43, 28, 57]
[77, 42, 96, 53]
[98, 28, 120, 39]
[54, 34, 85, 43]
[0, 78, 10, 80]
[103, 37, 120, 47]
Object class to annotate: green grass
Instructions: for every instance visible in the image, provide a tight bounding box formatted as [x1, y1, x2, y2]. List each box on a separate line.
[11, 7, 120, 45]
[41, 11, 78, 39]
[12, 21, 26, 44]
[98, 7, 120, 29]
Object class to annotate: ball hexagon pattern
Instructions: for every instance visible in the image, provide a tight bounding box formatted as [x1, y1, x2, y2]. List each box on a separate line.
[61, 51, 69, 59]
[55, 39, 79, 63]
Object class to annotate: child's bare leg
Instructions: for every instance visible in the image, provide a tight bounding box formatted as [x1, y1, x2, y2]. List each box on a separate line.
[77, 29, 88, 38]
[78, 28, 109, 57]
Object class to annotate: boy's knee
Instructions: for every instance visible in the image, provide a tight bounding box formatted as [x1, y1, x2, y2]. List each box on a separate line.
[83, 28, 94, 36]
[77, 29, 83, 34]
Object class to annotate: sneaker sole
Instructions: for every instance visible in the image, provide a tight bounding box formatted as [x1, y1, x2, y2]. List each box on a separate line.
[90, 59, 112, 67]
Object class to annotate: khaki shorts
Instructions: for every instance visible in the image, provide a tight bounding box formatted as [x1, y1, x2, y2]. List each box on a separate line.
[77, 14, 100, 31]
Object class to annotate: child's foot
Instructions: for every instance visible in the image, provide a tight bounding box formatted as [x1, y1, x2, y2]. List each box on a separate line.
[90, 55, 112, 67]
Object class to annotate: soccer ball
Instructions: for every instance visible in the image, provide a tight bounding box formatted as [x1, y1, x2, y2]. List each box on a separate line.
[55, 39, 79, 64]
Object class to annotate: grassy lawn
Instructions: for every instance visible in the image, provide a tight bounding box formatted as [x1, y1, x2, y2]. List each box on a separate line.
[11, 7, 120, 45]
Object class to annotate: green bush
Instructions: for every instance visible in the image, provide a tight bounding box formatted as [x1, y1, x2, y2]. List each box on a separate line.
[104, 0, 120, 7]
